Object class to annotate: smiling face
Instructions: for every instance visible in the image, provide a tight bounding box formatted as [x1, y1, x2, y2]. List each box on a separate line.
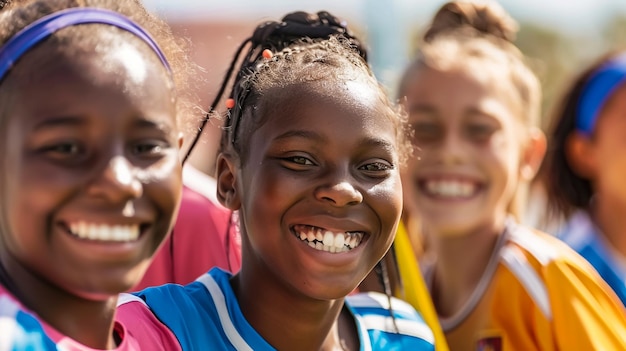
[401, 65, 526, 236]
[221, 79, 403, 299]
[0, 34, 182, 299]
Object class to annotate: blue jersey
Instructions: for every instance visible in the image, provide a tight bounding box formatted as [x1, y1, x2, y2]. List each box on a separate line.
[0, 292, 57, 351]
[117, 267, 434, 351]
[558, 211, 626, 306]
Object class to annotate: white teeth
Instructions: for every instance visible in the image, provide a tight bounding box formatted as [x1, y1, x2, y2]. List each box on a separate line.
[323, 231, 334, 247]
[334, 235, 345, 250]
[424, 180, 477, 198]
[67, 221, 140, 242]
[293, 225, 364, 253]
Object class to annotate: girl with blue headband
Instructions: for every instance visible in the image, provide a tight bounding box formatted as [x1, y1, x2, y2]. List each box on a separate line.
[545, 51, 626, 307]
[398, 1, 626, 349]
[0, 0, 197, 349]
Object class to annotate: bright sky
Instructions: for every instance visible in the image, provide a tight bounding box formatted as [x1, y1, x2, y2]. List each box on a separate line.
[144, 0, 626, 34]
[143, 0, 626, 85]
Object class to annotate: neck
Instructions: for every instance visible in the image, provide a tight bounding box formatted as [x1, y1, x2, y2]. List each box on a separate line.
[592, 196, 626, 257]
[425, 217, 505, 318]
[233, 258, 351, 351]
[0, 253, 117, 349]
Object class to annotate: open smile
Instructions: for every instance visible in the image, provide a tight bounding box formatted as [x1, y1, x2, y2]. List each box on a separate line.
[418, 178, 483, 200]
[61, 221, 150, 242]
[291, 224, 365, 253]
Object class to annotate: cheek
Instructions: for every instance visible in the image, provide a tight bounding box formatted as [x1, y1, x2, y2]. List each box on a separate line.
[140, 157, 183, 216]
[371, 174, 403, 227]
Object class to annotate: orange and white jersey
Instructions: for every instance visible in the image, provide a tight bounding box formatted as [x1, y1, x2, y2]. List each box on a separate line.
[427, 221, 626, 351]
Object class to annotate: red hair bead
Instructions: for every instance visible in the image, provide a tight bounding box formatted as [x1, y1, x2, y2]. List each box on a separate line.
[262, 49, 273, 59]
[225, 98, 235, 109]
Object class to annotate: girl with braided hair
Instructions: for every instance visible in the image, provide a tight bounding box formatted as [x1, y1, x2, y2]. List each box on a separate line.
[398, 1, 626, 350]
[117, 11, 435, 351]
[0, 0, 197, 349]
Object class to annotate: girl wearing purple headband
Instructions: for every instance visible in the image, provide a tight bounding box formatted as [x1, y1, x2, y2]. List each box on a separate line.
[545, 51, 626, 307]
[0, 0, 197, 349]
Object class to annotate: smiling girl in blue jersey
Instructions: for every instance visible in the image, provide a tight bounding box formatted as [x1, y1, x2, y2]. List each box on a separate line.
[116, 11, 435, 351]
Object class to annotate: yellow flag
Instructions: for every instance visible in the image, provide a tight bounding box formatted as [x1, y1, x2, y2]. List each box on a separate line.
[394, 222, 449, 351]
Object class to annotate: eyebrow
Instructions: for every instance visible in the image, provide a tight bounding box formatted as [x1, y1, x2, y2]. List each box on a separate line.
[131, 118, 174, 134]
[33, 116, 174, 133]
[273, 129, 325, 142]
[33, 116, 85, 131]
[408, 104, 437, 115]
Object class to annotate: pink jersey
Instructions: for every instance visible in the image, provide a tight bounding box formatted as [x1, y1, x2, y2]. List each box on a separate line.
[0, 284, 177, 350]
[134, 167, 241, 290]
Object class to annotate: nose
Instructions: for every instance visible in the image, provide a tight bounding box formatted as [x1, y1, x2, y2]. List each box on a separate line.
[314, 174, 363, 207]
[86, 155, 143, 202]
[439, 130, 465, 165]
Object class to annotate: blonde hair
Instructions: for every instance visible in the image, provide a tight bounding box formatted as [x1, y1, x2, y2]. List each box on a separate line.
[402, 0, 541, 129]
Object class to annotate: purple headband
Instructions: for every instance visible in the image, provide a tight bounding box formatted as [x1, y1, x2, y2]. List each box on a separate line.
[0, 7, 171, 82]
[576, 53, 626, 135]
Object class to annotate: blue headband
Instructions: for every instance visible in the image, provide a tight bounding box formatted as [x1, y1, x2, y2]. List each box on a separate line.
[0, 7, 171, 82]
[576, 53, 626, 135]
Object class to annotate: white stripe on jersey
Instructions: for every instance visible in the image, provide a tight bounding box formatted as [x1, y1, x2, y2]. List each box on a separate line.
[508, 225, 557, 265]
[501, 246, 552, 320]
[358, 314, 435, 344]
[0, 295, 21, 351]
[197, 274, 254, 351]
[117, 292, 148, 306]
[349, 292, 419, 315]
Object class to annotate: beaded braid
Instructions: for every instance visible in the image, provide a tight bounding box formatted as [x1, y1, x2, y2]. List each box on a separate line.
[182, 11, 367, 163]
[225, 36, 371, 157]
[202, 10, 406, 331]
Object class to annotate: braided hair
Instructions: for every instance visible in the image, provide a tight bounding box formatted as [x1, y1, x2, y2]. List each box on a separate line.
[183, 11, 369, 163]
[196, 10, 407, 332]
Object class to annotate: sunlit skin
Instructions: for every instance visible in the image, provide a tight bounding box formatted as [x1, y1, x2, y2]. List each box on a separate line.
[0, 35, 182, 348]
[401, 65, 544, 316]
[567, 83, 626, 257]
[216, 79, 403, 350]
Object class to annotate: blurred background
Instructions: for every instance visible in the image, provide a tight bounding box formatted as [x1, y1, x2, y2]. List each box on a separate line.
[143, 0, 626, 175]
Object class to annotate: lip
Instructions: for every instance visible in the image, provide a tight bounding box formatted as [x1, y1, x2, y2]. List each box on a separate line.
[290, 215, 371, 235]
[57, 220, 152, 242]
[291, 226, 370, 266]
[416, 174, 484, 201]
[54, 221, 155, 262]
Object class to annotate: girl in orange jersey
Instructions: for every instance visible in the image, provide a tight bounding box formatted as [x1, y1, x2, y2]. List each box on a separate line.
[397, 1, 626, 350]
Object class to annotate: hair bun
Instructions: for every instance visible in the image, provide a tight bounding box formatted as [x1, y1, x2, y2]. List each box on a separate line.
[250, 11, 366, 61]
[424, 0, 518, 43]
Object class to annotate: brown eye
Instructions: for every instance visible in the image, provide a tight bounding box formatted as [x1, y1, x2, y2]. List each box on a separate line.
[42, 142, 83, 156]
[465, 123, 495, 141]
[288, 156, 314, 165]
[131, 140, 170, 157]
[412, 121, 443, 144]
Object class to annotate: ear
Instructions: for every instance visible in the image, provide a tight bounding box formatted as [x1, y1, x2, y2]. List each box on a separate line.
[216, 153, 241, 210]
[565, 131, 596, 178]
[519, 127, 547, 181]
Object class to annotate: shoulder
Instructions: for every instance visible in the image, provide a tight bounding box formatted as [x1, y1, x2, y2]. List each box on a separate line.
[504, 222, 595, 270]
[347, 292, 435, 350]
[0, 292, 57, 350]
[119, 269, 241, 350]
[500, 223, 623, 317]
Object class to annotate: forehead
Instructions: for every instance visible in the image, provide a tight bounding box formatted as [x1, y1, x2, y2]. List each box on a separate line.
[404, 65, 520, 122]
[5, 32, 175, 125]
[251, 80, 397, 145]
